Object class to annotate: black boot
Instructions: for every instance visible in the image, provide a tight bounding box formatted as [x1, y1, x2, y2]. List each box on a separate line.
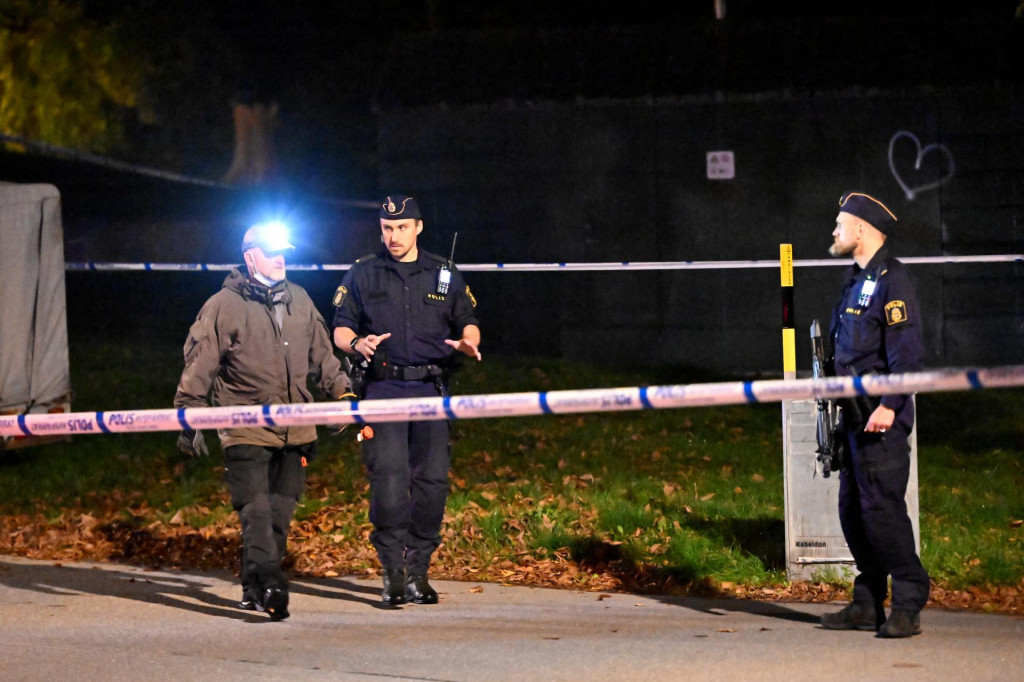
[405, 574, 439, 605]
[258, 586, 290, 621]
[879, 609, 922, 638]
[238, 587, 260, 611]
[382, 568, 407, 606]
[820, 602, 882, 631]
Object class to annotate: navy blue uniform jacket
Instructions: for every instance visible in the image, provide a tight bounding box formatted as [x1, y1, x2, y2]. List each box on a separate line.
[332, 249, 479, 368]
[829, 246, 924, 432]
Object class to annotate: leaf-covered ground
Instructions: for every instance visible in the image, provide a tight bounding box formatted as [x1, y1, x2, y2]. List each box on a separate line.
[1, 477, 1019, 615]
[2, 354, 1020, 616]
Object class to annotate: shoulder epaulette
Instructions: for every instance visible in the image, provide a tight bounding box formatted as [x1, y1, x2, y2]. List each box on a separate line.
[422, 251, 448, 265]
[354, 253, 379, 264]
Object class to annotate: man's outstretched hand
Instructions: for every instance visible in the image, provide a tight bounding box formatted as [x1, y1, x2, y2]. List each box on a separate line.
[445, 337, 482, 361]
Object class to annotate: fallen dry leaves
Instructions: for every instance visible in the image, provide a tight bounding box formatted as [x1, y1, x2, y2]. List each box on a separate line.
[0, 493, 1020, 615]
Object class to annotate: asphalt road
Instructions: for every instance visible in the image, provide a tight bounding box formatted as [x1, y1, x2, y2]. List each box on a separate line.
[0, 556, 1020, 682]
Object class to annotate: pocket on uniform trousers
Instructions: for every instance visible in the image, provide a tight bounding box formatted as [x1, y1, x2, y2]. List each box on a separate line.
[858, 430, 909, 475]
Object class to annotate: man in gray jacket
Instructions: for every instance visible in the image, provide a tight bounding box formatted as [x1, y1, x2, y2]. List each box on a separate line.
[174, 221, 350, 620]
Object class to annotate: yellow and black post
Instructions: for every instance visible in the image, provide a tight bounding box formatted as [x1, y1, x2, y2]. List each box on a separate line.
[780, 243, 796, 380]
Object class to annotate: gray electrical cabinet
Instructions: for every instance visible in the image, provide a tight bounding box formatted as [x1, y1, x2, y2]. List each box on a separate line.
[782, 399, 919, 582]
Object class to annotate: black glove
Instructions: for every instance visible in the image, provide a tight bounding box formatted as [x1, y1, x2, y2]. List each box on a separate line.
[328, 393, 358, 438]
[177, 429, 209, 457]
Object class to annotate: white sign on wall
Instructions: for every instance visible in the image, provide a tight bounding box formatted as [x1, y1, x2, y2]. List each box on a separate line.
[706, 151, 735, 180]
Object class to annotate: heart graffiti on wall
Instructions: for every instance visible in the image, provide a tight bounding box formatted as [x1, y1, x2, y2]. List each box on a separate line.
[888, 130, 956, 201]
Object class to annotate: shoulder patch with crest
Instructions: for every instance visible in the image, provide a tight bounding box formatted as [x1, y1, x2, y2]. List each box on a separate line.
[885, 300, 908, 326]
[465, 285, 477, 308]
[333, 285, 348, 307]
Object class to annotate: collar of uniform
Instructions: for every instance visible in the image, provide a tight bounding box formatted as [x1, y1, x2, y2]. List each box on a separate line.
[848, 245, 890, 277]
[379, 248, 431, 273]
[863, 245, 891, 273]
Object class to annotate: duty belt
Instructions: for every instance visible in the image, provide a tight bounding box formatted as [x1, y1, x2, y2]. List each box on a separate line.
[380, 363, 445, 381]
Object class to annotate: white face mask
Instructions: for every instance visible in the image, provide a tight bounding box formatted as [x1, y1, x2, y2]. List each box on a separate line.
[246, 248, 286, 286]
[250, 267, 282, 287]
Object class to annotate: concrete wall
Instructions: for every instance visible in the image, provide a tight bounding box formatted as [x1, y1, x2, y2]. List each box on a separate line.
[378, 86, 1024, 373]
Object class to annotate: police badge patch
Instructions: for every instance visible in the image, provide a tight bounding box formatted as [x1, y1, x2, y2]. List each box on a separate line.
[465, 285, 477, 308]
[885, 300, 908, 326]
[333, 285, 348, 307]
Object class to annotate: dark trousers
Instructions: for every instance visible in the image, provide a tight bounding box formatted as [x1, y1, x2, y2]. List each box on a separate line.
[362, 417, 451, 575]
[839, 424, 930, 612]
[223, 443, 310, 594]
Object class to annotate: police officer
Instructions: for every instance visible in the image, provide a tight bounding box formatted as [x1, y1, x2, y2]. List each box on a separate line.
[332, 195, 481, 606]
[819, 192, 930, 638]
[175, 222, 351, 621]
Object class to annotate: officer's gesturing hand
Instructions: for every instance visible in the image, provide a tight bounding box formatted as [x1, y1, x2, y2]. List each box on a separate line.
[354, 332, 392, 362]
[445, 336, 482, 361]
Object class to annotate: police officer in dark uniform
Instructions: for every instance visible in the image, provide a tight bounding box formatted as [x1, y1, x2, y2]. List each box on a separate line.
[332, 195, 481, 606]
[819, 191, 930, 638]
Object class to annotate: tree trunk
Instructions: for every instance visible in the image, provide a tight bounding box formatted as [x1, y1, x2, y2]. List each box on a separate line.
[222, 100, 279, 185]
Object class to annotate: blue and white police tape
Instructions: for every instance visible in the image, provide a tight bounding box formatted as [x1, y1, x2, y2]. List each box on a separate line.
[2, 365, 1022, 438]
[63, 254, 1024, 273]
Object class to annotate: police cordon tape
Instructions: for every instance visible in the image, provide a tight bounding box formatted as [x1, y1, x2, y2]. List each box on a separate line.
[3, 365, 1023, 438]
[63, 254, 1024, 272]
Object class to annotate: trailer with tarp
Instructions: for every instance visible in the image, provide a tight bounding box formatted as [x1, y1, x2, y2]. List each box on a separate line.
[0, 182, 71, 451]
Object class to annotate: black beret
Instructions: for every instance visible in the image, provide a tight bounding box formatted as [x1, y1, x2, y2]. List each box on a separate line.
[838, 192, 897, 233]
[380, 195, 421, 220]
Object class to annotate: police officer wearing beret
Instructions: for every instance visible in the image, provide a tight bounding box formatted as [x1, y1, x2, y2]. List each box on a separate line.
[332, 195, 481, 606]
[819, 192, 930, 638]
